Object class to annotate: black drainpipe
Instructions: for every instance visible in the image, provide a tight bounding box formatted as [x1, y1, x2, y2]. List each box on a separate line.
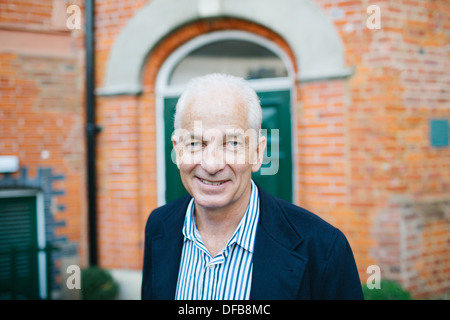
[85, 0, 99, 266]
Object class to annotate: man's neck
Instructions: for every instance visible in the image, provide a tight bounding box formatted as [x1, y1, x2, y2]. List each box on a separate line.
[194, 183, 252, 257]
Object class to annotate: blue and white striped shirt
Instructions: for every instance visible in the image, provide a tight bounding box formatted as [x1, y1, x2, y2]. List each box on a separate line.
[175, 180, 260, 300]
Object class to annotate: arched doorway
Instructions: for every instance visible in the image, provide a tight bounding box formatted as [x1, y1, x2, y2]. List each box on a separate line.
[155, 31, 295, 204]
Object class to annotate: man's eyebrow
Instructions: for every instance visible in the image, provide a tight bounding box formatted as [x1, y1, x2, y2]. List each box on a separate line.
[188, 133, 203, 140]
[185, 131, 247, 141]
[225, 132, 245, 138]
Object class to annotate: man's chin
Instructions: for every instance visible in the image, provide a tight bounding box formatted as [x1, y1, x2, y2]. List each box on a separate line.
[191, 193, 229, 210]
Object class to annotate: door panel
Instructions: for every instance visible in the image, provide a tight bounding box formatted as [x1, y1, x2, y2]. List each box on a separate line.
[252, 90, 292, 202]
[164, 97, 189, 204]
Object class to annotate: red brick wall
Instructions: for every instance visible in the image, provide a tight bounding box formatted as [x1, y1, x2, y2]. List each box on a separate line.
[94, 0, 150, 269]
[96, 95, 143, 268]
[315, 0, 450, 298]
[0, 0, 88, 265]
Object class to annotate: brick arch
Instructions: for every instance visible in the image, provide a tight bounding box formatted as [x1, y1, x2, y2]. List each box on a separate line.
[141, 18, 297, 93]
[98, 0, 351, 96]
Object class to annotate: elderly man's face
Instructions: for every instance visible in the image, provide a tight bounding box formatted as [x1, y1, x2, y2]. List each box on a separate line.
[173, 88, 266, 211]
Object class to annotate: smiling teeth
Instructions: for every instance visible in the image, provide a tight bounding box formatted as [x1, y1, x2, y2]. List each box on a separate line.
[201, 179, 224, 186]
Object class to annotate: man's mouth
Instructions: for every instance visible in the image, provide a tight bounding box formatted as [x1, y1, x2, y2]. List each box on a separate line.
[197, 177, 227, 186]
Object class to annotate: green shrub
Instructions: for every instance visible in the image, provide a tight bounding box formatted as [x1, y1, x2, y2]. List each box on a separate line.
[81, 266, 119, 300]
[362, 280, 413, 300]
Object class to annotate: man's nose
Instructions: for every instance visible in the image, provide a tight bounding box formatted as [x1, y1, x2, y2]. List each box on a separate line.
[201, 145, 225, 174]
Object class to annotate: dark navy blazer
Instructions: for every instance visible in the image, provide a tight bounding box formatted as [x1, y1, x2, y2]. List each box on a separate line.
[141, 185, 364, 300]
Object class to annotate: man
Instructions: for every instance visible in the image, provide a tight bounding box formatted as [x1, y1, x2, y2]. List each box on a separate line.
[142, 73, 363, 300]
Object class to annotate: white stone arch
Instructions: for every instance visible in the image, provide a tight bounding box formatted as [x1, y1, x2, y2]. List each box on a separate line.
[98, 0, 352, 96]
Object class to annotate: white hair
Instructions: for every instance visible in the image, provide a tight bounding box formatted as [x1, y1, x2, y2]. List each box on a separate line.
[173, 73, 262, 132]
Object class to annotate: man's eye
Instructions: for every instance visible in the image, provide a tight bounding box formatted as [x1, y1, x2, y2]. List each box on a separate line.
[187, 141, 201, 149]
[227, 141, 239, 148]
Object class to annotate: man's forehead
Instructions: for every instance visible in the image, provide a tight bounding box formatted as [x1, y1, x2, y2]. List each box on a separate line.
[180, 105, 248, 129]
[186, 88, 246, 112]
[187, 129, 247, 138]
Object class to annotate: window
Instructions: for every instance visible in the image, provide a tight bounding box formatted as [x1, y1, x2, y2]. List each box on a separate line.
[168, 39, 289, 86]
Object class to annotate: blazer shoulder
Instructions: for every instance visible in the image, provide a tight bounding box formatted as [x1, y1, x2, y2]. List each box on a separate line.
[271, 194, 337, 235]
[265, 192, 344, 259]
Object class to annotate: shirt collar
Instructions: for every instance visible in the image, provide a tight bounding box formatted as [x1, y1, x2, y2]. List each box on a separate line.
[182, 179, 260, 253]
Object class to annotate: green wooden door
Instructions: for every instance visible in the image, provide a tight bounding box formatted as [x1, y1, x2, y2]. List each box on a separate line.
[0, 196, 40, 299]
[164, 96, 189, 203]
[252, 90, 292, 202]
[163, 90, 292, 203]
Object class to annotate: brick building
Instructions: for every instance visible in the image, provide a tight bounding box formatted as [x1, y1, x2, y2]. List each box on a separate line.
[1, 0, 449, 299]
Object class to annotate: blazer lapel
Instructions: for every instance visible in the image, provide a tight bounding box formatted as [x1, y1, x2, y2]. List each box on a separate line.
[250, 187, 308, 300]
[151, 196, 190, 299]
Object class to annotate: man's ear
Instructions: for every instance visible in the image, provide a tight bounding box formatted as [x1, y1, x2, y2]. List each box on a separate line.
[251, 135, 267, 173]
[172, 137, 182, 169]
